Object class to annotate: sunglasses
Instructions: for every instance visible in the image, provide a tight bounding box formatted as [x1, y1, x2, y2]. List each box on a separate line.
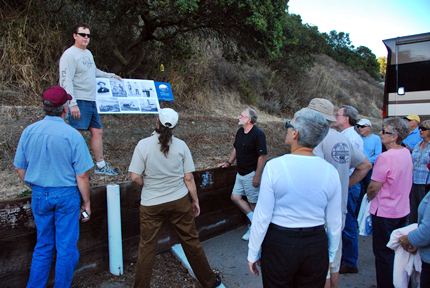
[285, 120, 295, 130]
[76, 32, 91, 38]
[419, 126, 429, 131]
[381, 129, 395, 135]
[356, 125, 368, 129]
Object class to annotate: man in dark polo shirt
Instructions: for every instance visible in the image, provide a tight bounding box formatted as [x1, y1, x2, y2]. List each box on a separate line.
[220, 107, 267, 240]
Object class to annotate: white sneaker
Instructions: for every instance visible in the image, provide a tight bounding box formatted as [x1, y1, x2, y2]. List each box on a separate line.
[241, 228, 250, 241]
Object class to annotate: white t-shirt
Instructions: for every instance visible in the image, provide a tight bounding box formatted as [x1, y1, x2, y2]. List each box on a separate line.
[341, 126, 364, 175]
[314, 128, 366, 214]
[128, 133, 195, 206]
[247, 154, 342, 263]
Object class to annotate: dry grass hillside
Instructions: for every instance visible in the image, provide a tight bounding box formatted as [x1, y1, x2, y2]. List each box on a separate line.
[0, 54, 383, 200]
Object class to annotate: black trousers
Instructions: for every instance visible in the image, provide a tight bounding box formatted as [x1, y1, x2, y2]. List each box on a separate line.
[422, 261, 430, 288]
[409, 184, 429, 223]
[372, 215, 408, 288]
[261, 224, 328, 288]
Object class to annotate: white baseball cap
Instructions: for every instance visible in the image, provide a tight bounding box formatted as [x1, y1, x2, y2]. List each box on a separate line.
[357, 118, 371, 127]
[158, 108, 178, 128]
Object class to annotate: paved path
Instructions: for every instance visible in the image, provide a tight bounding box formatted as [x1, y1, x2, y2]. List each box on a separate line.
[203, 226, 377, 288]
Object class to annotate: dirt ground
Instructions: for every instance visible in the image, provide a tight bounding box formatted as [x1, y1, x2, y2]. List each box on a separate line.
[72, 252, 203, 288]
[0, 103, 287, 200]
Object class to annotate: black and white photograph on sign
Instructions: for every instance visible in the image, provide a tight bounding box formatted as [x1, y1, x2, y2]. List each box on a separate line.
[97, 98, 120, 113]
[110, 79, 127, 97]
[139, 98, 159, 113]
[119, 99, 140, 112]
[96, 80, 112, 98]
[139, 80, 157, 98]
[97, 81, 110, 93]
[124, 80, 142, 97]
[96, 77, 161, 114]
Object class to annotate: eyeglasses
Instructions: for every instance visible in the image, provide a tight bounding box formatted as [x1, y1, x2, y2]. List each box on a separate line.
[419, 126, 429, 131]
[239, 113, 249, 118]
[381, 129, 395, 135]
[76, 32, 91, 38]
[356, 125, 368, 129]
[285, 121, 295, 130]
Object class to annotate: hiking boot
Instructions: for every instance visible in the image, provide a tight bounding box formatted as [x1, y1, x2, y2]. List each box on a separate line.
[241, 227, 250, 241]
[94, 162, 119, 176]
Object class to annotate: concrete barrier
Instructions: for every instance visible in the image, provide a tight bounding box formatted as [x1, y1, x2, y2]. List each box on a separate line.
[0, 166, 244, 287]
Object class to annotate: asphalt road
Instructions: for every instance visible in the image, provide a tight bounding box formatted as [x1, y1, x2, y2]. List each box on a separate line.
[202, 226, 377, 288]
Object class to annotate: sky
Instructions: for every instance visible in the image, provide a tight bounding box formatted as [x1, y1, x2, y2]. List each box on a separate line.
[288, 0, 430, 57]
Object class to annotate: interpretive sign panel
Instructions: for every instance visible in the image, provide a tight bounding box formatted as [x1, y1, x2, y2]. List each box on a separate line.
[96, 78, 174, 114]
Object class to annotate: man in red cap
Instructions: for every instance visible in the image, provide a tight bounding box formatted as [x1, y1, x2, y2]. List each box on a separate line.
[14, 85, 94, 287]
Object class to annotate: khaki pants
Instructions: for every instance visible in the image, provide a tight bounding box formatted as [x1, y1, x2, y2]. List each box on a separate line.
[134, 195, 216, 288]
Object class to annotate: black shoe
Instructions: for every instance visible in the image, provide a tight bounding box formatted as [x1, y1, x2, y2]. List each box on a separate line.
[213, 274, 222, 288]
[339, 264, 358, 274]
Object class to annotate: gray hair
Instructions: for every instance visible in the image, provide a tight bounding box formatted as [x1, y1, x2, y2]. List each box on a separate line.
[293, 108, 329, 148]
[247, 107, 258, 124]
[383, 117, 409, 144]
[341, 105, 359, 126]
[43, 100, 65, 116]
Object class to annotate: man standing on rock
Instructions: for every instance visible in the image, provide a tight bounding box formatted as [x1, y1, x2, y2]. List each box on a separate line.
[333, 104, 365, 274]
[14, 85, 93, 287]
[60, 23, 120, 176]
[220, 107, 267, 241]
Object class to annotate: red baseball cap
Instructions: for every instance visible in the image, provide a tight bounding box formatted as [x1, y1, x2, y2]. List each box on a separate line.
[42, 85, 72, 107]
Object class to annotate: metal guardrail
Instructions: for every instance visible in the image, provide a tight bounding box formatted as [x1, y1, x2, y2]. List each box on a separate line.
[0, 166, 244, 287]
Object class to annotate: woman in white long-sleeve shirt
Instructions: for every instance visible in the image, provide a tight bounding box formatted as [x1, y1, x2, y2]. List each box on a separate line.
[247, 108, 342, 288]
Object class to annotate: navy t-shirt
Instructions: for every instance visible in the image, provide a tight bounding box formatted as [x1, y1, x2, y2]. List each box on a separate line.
[234, 126, 267, 175]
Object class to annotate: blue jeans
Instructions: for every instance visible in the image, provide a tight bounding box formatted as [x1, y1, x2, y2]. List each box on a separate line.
[27, 185, 81, 288]
[341, 183, 360, 268]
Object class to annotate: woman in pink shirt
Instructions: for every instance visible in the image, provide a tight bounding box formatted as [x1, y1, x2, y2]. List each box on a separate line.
[367, 117, 413, 288]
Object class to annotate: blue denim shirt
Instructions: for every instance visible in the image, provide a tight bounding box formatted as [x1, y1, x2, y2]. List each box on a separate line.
[412, 140, 430, 184]
[408, 192, 430, 263]
[14, 116, 93, 187]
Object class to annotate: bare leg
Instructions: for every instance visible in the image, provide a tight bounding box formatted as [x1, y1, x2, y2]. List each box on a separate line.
[231, 194, 253, 215]
[330, 272, 339, 288]
[89, 127, 103, 162]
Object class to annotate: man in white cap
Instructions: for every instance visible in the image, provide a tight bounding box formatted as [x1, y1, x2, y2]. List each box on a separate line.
[403, 114, 421, 151]
[356, 118, 382, 204]
[307, 98, 371, 287]
[129, 108, 222, 288]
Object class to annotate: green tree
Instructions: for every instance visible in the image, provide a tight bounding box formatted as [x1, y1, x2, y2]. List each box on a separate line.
[53, 0, 288, 74]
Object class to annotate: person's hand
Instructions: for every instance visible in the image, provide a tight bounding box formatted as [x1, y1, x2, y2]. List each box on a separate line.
[81, 202, 91, 223]
[218, 161, 231, 168]
[192, 200, 200, 217]
[248, 260, 260, 276]
[70, 105, 80, 119]
[399, 235, 417, 253]
[252, 175, 261, 188]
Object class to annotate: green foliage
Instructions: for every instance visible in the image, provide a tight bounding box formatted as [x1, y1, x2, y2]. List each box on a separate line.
[323, 30, 380, 79]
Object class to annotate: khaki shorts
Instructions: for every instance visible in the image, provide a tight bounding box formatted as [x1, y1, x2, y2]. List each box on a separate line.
[231, 171, 259, 204]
